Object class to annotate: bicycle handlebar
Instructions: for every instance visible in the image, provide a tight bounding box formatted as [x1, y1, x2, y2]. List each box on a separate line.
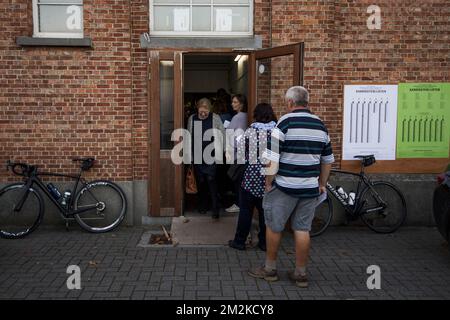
[6, 161, 34, 177]
[6, 157, 96, 177]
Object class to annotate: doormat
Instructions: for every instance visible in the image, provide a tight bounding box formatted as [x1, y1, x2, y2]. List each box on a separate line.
[170, 215, 238, 246]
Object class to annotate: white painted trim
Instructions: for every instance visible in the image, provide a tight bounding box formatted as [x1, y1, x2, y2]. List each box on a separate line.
[32, 0, 84, 39]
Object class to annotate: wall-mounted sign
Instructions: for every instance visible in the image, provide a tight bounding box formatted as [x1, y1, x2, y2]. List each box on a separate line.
[342, 85, 398, 160]
[396, 83, 450, 158]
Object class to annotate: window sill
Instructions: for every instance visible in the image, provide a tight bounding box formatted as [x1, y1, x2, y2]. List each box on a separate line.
[16, 36, 92, 47]
[140, 34, 262, 49]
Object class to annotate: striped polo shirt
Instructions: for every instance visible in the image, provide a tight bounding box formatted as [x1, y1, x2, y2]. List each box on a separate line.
[264, 109, 334, 198]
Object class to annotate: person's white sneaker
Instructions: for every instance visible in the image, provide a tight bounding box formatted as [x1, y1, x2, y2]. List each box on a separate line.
[225, 204, 240, 213]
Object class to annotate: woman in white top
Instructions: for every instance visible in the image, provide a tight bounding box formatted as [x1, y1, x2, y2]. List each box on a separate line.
[225, 94, 248, 213]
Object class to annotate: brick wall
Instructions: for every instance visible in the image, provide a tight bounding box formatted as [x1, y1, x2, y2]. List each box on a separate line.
[130, 0, 150, 181]
[0, 0, 134, 182]
[256, 0, 450, 164]
[1, 0, 449, 186]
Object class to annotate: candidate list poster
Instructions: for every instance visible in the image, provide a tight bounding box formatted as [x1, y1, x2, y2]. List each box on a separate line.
[342, 85, 398, 160]
[396, 83, 450, 158]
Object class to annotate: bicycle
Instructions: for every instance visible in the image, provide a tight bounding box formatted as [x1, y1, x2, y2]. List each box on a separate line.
[0, 158, 127, 239]
[311, 155, 407, 237]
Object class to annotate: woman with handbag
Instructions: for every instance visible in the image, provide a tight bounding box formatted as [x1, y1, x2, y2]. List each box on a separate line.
[187, 98, 225, 219]
[228, 103, 277, 251]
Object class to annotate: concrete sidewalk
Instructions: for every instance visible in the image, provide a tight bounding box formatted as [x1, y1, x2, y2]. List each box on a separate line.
[0, 225, 449, 300]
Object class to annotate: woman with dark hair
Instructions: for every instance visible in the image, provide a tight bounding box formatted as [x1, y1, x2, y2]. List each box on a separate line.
[213, 97, 232, 123]
[216, 88, 233, 116]
[229, 103, 277, 251]
[225, 94, 249, 213]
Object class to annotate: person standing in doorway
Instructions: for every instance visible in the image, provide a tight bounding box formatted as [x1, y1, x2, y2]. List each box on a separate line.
[225, 94, 248, 214]
[187, 98, 225, 219]
[215, 88, 233, 121]
[248, 86, 334, 288]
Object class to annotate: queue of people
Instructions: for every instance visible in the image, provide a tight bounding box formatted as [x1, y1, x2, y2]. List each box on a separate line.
[186, 86, 334, 288]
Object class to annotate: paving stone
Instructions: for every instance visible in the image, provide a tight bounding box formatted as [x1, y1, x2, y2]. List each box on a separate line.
[0, 226, 449, 300]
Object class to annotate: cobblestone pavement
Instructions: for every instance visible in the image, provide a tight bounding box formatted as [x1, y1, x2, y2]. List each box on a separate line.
[0, 226, 449, 300]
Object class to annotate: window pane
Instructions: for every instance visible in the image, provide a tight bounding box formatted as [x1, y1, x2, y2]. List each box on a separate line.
[214, 6, 248, 32]
[39, 4, 83, 33]
[154, 6, 190, 31]
[193, 0, 211, 3]
[160, 61, 174, 150]
[213, 0, 249, 4]
[38, 0, 82, 3]
[153, 0, 189, 4]
[192, 6, 211, 31]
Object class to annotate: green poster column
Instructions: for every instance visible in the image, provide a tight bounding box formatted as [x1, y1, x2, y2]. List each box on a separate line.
[397, 83, 450, 158]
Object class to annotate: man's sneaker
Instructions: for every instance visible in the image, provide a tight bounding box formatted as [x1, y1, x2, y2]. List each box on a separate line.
[288, 270, 308, 288]
[248, 266, 278, 282]
[225, 204, 240, 213]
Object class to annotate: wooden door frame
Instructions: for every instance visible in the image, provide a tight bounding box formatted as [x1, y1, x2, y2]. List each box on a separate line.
[149, 50, 160, 217]
[248, 43, 304, 121]
[148, 44, 304, 217]
[148, 50, 183, 217]
[148, 48, 252, 217]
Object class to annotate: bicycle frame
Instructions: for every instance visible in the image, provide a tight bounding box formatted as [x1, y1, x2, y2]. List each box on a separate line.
[14, 167, 98, 217]
[326, 168, 381, 216]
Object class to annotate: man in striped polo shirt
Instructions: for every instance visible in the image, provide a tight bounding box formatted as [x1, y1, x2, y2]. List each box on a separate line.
[248, 86, 334, 288]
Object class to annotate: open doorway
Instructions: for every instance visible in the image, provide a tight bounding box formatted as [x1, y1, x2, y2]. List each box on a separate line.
[148, 44, 303, 219]
[183, 53, 249, 215]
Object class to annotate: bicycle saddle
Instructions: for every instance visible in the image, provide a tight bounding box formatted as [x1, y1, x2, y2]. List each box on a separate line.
[72, 157, 96, 170]
[72, 157, 95, 162]
[354, 155, 376, 167]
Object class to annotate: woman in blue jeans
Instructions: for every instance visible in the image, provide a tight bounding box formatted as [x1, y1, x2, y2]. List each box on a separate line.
[228, 103, 277, 251]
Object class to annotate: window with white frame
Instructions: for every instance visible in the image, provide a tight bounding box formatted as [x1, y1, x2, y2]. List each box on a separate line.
[33, 0, 84, 38]
[150, 0, 253, 36]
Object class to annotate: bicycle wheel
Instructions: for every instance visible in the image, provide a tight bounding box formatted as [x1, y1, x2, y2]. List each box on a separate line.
[73, 180, 127, 233]
[310, 195, 333, 237]
[360, 181, 407, 233]
[0, 183, 44, 239]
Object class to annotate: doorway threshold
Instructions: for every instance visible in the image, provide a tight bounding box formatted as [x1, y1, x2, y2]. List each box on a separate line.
[138, 212, 239, 248]
[170, 213, 238, 246]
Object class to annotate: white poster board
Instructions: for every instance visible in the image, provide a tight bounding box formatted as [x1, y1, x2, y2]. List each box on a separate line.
[216, 9, 232, 32]
[174, 8, 189, 32]
[342, 85, 398, 160]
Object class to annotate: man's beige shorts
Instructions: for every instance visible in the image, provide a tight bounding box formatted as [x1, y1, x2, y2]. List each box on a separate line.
[262, 186, 318, 233]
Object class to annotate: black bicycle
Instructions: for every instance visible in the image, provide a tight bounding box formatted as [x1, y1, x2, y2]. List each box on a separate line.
[311, 155, 407, 237]
[0, 158, 127, 239]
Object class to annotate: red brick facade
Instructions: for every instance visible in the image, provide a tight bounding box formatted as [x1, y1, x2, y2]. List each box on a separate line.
[1, 0, 449, 185]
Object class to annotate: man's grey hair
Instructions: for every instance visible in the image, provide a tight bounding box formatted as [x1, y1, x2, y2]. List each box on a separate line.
[285, 86, 309, 106]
